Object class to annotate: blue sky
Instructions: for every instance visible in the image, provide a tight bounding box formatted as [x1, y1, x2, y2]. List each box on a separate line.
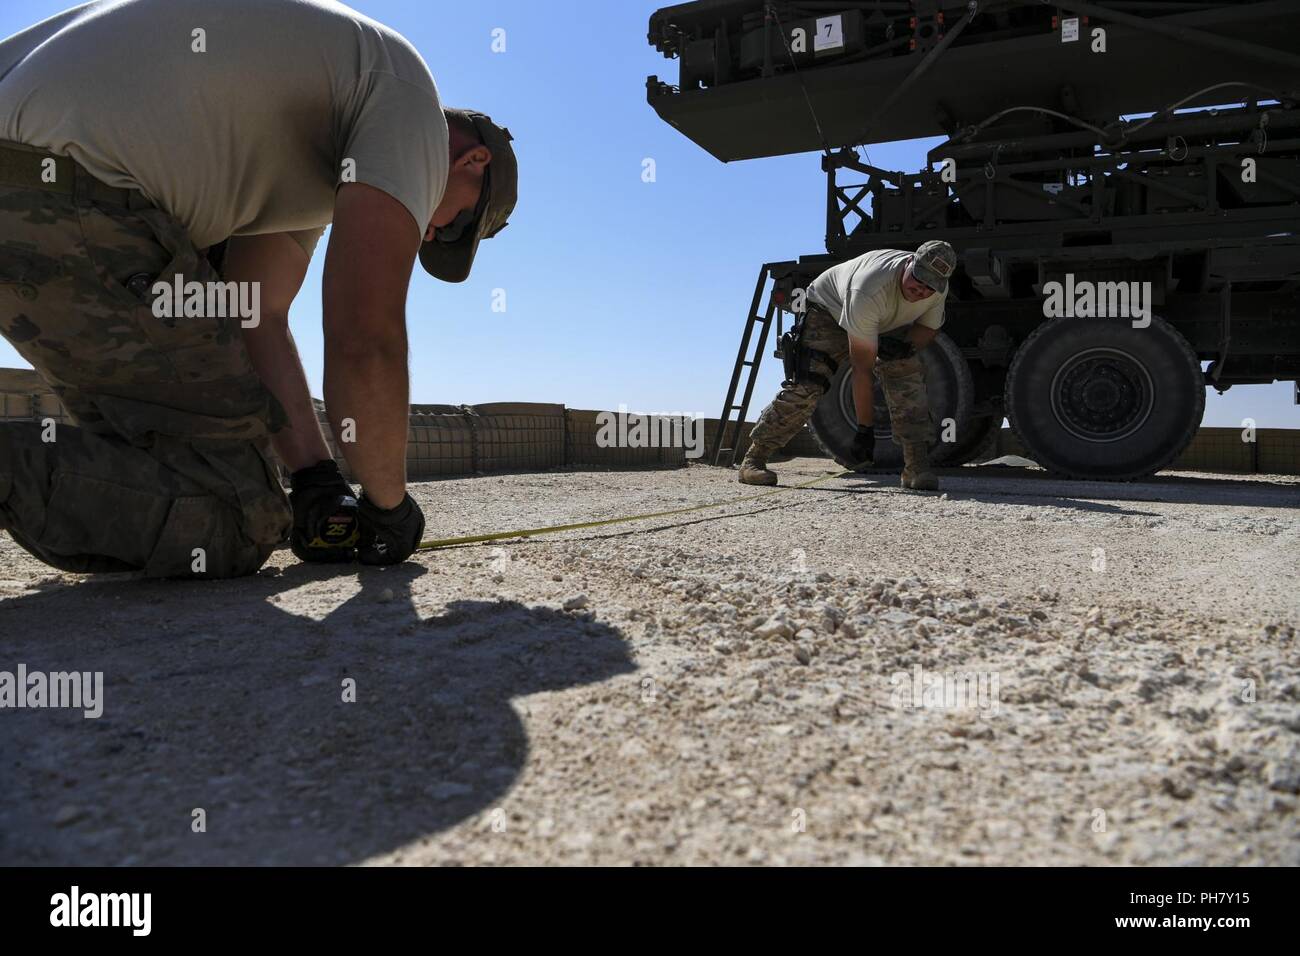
[1, 0, 1295, 427]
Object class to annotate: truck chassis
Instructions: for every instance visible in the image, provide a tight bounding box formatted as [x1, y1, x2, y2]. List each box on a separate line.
[647, 1, 1300, 478]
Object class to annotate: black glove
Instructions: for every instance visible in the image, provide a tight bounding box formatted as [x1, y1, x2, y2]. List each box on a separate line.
[849, 425, 875, 471]
[289, 460, 360, 563]
[357, 492, 425, 566]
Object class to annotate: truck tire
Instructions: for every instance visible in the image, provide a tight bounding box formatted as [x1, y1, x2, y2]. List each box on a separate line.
[809, 332, 974, 469]
[1005, 314, 1204, 480]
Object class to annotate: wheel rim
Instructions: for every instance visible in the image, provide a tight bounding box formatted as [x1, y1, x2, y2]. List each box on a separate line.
[1048, 347, 1153, 443]
[834, 373, 892, 440]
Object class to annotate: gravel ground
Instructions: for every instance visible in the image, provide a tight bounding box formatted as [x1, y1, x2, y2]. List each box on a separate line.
[1, 458, 1298, 866]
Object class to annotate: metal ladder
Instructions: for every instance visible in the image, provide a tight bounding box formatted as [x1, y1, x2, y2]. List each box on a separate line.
[711, 264, 782, 467]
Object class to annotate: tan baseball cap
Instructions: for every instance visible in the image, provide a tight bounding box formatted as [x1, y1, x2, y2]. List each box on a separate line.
[912, 239, 957, 294]
[420, 109, 518, 283]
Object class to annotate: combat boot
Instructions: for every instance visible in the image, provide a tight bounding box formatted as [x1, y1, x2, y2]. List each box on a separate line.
[900, 442, 939, 491]
[737, 454, 778, 486]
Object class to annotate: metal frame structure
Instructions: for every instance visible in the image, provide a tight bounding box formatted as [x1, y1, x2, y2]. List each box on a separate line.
[654, 1, 1300, 473]
[826, 106, 1300, 255]
[711, 264, 782, 465]
[829, 102, 1300, 370]
[648, 1, 1300, 160]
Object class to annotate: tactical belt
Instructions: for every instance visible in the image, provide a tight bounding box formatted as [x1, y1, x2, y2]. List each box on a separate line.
[809, 298, 916, 361]
[0, 140, 142, 208]
[780, 300, 839, 393]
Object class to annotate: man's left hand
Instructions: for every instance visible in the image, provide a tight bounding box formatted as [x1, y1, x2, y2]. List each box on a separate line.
[849, 425, 875, 471]
[289, 460, 360, 562]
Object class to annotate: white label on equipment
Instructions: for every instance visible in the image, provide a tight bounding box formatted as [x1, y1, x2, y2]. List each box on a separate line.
[814, 15, 844, 52]
[1061, 17, 1080, 42]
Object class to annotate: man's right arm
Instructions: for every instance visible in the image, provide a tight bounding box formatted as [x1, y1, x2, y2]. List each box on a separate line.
[847, 332, 878, 428]
[841, 284, 882, 428]
[227, 233, 329, 473]
[845, 332, 879, 468]
[321, 182, 422, 509]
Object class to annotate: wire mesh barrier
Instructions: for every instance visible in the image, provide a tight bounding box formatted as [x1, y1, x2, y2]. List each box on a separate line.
[1173, 429, 1258, 473]
[468, 402, 566, 473]
[994, 427, 1299, 475]
[0, 389, 66, 425]
[404, 406, 477, 480]
[0, 374, 695, 479]
[0, 368, 68, 426]
[3, 370, 1296, 477]
[1257, 429, 1300, 475]
[312, 402, 690, 480]
[566, 408, 688, 468]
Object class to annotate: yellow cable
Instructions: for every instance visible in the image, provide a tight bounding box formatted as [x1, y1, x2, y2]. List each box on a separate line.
[415, 469, 853, 551]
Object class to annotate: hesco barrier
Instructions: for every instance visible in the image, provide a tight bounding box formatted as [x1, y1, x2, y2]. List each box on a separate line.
[470, 402, 567, 472]
[0, 373, 694, 478]
[407, 405, 476, 477]
[567, 408, 691, 468]
[3, 369, 1295, 476]
[0, 368, 68, 426]
[312, 402, 689, 480]
[994, 427, 1300, 475]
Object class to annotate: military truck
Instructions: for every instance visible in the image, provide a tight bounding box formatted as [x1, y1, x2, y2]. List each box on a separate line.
[646, 0, 1300, 478]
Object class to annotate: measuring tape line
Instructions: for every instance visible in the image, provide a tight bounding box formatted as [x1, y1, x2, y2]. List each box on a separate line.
[415, 469, 854, 552]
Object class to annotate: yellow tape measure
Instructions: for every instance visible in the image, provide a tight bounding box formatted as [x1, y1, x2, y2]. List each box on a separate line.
[415, 469, 853, 552]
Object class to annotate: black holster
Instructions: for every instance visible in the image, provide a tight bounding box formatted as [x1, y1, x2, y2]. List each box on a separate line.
[779, 314, 836, 393]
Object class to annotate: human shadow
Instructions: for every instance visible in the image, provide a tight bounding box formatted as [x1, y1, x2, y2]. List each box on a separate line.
[0, 562, 634, 865]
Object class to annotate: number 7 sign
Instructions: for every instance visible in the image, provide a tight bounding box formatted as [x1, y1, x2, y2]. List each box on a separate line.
[814, 15, 844, 53]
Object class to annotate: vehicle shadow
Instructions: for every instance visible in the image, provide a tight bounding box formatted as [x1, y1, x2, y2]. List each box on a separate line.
[805, 467, 1299, 513]
[799, 476, 1161, 517]
[950, 466, 1300, 510]
[0, 562, 634, 865]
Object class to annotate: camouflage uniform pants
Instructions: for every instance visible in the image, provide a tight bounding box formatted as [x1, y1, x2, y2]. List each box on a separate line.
[0, 142, 290, 578]
[747, 305, 932, 460]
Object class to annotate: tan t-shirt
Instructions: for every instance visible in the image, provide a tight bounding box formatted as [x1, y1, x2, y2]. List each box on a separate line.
[808, 249, 946, 342]
[0, 0, 448, 259]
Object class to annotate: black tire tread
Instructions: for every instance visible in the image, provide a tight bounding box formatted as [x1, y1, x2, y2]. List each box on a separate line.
[810, 333, 974, 471]
[1004, 314, 1204, 481]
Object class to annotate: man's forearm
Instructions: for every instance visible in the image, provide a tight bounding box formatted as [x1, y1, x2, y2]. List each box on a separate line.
[240, 315, 332, 472]
[851, 364, 875, 428]
[907, 324, 939, 351]
[323, 330, 409, 509]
